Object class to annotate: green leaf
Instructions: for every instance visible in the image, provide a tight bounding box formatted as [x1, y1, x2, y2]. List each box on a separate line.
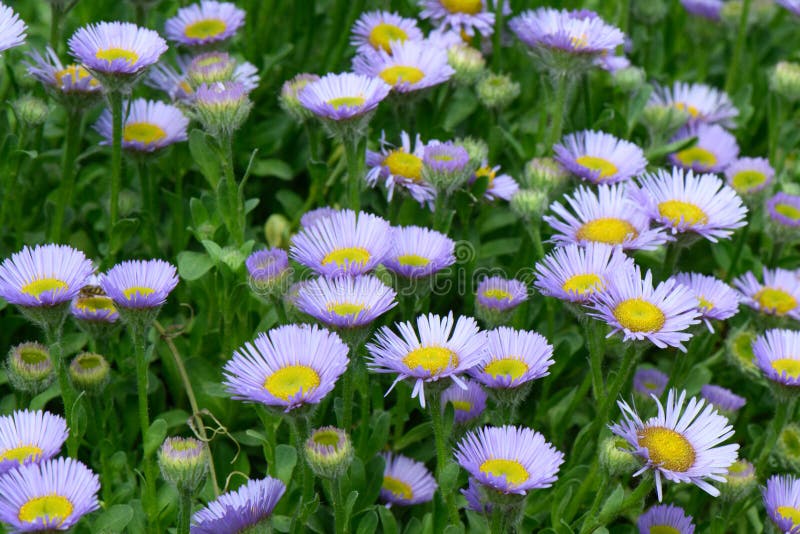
[274, 444, 297, 484]
[363, 411, 391, 459]
[143, 419, 167, 458]
[443, 89, 479, 131]
[644, 136, 697, 161]
[356, 510, 378, 534]
[93, 504, 134, 533]
[109, 218, 140, 255]
[599, 484, 625, 518]
[439, 462, 460, 493]
[394, 423, 432, 450]
[251, 158, 294, 180]
[478, 238, 522, 260]
[176, 251, 214, 281]
[189, 129, 221, 189]
[201, 240, 224, 263]
[30, 383, 60, 411]
[377, 506, 399, 534]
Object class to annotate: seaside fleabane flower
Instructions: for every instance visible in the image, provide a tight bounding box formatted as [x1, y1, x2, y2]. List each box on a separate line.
[475, 276, 528, 327]
[70, 276, 119, 324]
[223, 324, 349, 412]
[353, 40, 454, 94]
[648, 81, 737, 127]
[472, 162, 519, 201]
[441, 378, 487, 424]
[700, 385, 746, 414]
[299, 206, 338, 229]
[164, 0, 245, 47]
[681, 0, 724, 19]
[366, 312, 486, 407]
[366, 131, 437, 207]
[26, 47, 102, 98]
[673, 272, 739, 332]
[419, 0, 496, 38]
[669, 124, 739, 173]
[610, 389, 739, 501]
[0, 410, 68, 475]
[768, 192, 800, 230]
[724, 157, 774, 195]
[0, 457, 100, 531]
[350, 11, 423, 54]
[147, 54, 259, 105]
[763, 474, 800, 533]
[753, 329, 800, 389]
[298, 72, 391, 123]
[777, 0, 800, 16]
[638, 504, 696, 534]
[554, 130, 647, 185]
[633, 367, 669, 398]
[633, 168, 747, 242]
[544, 184, 670, 251]
[454, 425, 565, 495]
[382, 225, 456, 280]
[100, 259, 179, 310]
[588, 267, 701, 352]
[295, 275, 397, 330]
[0, 3, 26, 53]
[733, 268, 800, 320]
[380, 453, 437, 506]
[469, 327, 554, 390]
[68, 22, 167, 80]
[191, 477, 286, 534]
[95, 98, 189, 153]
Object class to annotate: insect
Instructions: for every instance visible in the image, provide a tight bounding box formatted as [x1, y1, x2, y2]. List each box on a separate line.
[78, 284, 106, 298]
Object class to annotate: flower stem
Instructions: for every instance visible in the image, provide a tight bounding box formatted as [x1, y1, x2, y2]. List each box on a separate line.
[343, 135, 365, 212]
[49, 3, 62, 51]
[340, 359, 355, 431]
[725, 224, 750, 282]
[44, 321, 79, 458]
[221, 134, 245, 246]
[109, 90, 124, 233]
[132, 322, 158, 531]
[491, 0, 505, 70]
[756, 397, 796, 474]
[270, 295, 288, 325]
[523, 221, 545, 261]
[428, 393, 460, 526]
[585, 321, 605, 401]
[290, 415, 315, 534]
[724, 0, 751, 95]
[590, 344, 640, 439]
[51, 109, 82, 242]
[325, 478, 347, 534]
[138, 160, 159, 255]
[546, 74, 569, 150]
[177, 491, 192, 534]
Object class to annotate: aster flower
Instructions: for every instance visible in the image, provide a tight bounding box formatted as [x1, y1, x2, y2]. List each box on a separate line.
[164, 1, 245, 47]
[0, 3, 26, 53]
[777, 0, 800, 15]
[70, 279, 119, 323]
[733, 268, 800, 320]
[278, 73, 320, 121]
[681, 0, 723, 19]
[0, 244, 93, 308]
[472, 163, 519, 201]
[753, 329, 800, 388]
[469, 327, 553, 389]
[353, 40, 454, 94]
[441, 379, 487, 424]
[100, 259, 178, 310]
[246, 249, 290, 295]
[534, 243, 634, 304]
[68, 22, 167, 77]
[419, 0, 496, 37]
[0, 457, 100, 531]
[423, 141, 473, 194]
[193, 81, 253, 137]
[380, 453, 437, 506]
[0, 410, 68, 475]
[191, 477, 286, 534]
[633, 367, 669, 398]
[454, 425, 564, 494]
[649, 81, 737, 127]
[700, 385, 746, 413]
[638, 504, 695, 534]
[299, 206, 338, 229]
[298, 72, 391, 122]
[95, 98, 189, 153]
[768, 193, 800, 229]
[544, 184, 670, 251]
[350, 11, 423, 54]
[159, 437, 208, 494]
[148, 55, 259, 104]
[382, 225, 456, 279]
[724, 157, 774, 195]
[633, 168, 747, 242]
[476, 276, 528, 312]
[673, 272, 739, 332]
[365, 131, 437, 207]
[669, 124, 739, 173]
[290, 209, 391, 277]
[295, 275, 397, 329]
[588, 267, 701, 352]
[304, 427, 353, 479]
[763, 475, 800, 534]
[554, 130, 647, 185]
[26, 47, 102, 96]
[223, 324, 349, 412]
[366, 312, 485, 408]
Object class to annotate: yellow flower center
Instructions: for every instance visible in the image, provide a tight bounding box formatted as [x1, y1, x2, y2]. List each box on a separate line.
[384, 150, 423, 180]
[771, 358, 800, 379]
[755, 287, 798, 315]
[637, 426, 696, 472]
[441, 0, 483, 14]
[777, 505, 800, 527]
[614, 298, 666, 333]
[775, 202, 800, 221]
[327, 96, 366, 109]
[674, 146, 717, 168]
[18, 495, 74, 525]
[483, 358, 529, 380]
[311, 429, 341, 447]
[731, 170, 767, 192]
[123, 122, 167, 145]
[263, 364, 321, 401]
[95, 48, 138, 65]
[184, 18, 227, 39]
[482, 288, 513, 301]
[674, 102, 700, 118]
[326, 302, 366, 317]
[450, 400, 473, 413]
[576, 218, 638, 245]
[475, 166, 497, 187]
[0, 444, 43, 464]
[75, 296, 117, 313]
[649, 526, 681, 534]
[570, 33, 589, 49]
[54, 65, 98, 88]
[123, 286, 155, 300]
[643, 381, 658, 391]
[562, 273, 603, 296]
[380, 65, 425, 86]
[403, 346, 458, 376]
[368, 23, 409, 53]
[575, 155, 619, 180]
[396, 254, 430, 267]
[658, 200, 708, 227]
[479, 458, 529, 486]
[698, 296, 714, 311]
[382, 475, 413, 500]
[21, 278, 68, 299]
[322, 247, 371, 268]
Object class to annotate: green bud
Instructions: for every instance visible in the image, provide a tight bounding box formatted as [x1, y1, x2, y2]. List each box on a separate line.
[476, 73, 520, 109]
[599, 436, 640, 477]
[7, 342, 54, 395]
[305, 427, 353, 479]
[455, 136, 489, 167]
[280, 73, 320, 122]
[510, 189, 548, 220]
[720, 459, 757, 502]
[523, 157, 569, 190]
[265, 214, 291, 249]
[13, 95, 49, 127]
[641, 104, 690, 135]
[159, 437, 209, 495]
[771, 61, 800, 101]
[612, 67, 646, 93]
[448, 44, 486, 86]
[725, 328, 760, 378]
[69, 353, 111, 395]
[778, 423, 800, 471]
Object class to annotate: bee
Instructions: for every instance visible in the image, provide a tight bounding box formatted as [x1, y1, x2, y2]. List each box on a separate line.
[78, 285, 106, 298]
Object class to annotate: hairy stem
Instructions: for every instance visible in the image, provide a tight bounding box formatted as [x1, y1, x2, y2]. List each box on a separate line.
[51, 110, 82, 242]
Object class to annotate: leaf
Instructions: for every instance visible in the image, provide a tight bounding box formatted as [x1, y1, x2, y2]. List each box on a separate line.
[443, 89, 479, 131]
[394, 423, 432, 450]
[644, 136, 697, 162]
[189, 129, 221, 189]
[599, 484, 625, 518]
[439, 462, 460, 494]
[276, 189, 304, 215]
[478, 238, 523, 260]
[274, 444, 297, 484]
[251, 158, 294, 180]
[356, 510, 378, 534]
[378, 506, 399, 534]
[109, 218, 140, 255]
[143, 419, 167, 458]
[176, 251, 214, 281]
[93, 504, 134, 533]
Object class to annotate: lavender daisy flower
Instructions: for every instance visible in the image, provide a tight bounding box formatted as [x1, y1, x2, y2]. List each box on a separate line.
[469, 327, 554, 389]
[753, 329, 800, 388]
[70, 279, 119, 323]
[700, 385, 746, 413]
[295, 275, 397, 329]
[95, 98, 189, 153]
[0, 244, 93, 308]
[473, 163, 519, 201]
[298, 72, 391, 122]
[611, 389, 739, 500]
[382, 225, 455, 279]
[290, 210, 390, 277]
[534, 243, 634, 304]
[419, 0, 496, 38]
[351, 11, 423, 54]
[164, 1, 245, 47]
[554, 130, 647, 185]
[423, 141, 472, 194]
[148, 56, 258, 104]
[380, 453, 437, 506]
[725, 157, 774, 195]
[0, 457, 100, 531]
[246, 248, 290, 293]
[669, 124, 739, 173]
[633, 368, 669, 398]
[777, 0, 800, 16]
[734, 268, 800, 320]
[476, 276, 528, 313]
[588, 267, 701, 352]
[681, 0, 724, 19]
[633, 168, 747, 242]
[26, 47, 102, 95]
[353, 40, 454, 93]
[673, 273, 739, 332]
[366, 312, 486, 408]
[0, 3, 26, 53]
[649, 82, 737, 128]
[193, 81, 253, 137]
[299, 207, 338, 229]
[544, 184, 671, 251]
[100, 259, 178, 310]
[638, 504, 695, 534]
[223, 324, 349, 412]
[191, 477, 286, 534]
[765, 475, 800, 534]
[454, 425, 565, 494]
[768, 192, 800, 228]
[365, 131, 437, 206]
[68, 22, 167, 76]
[0, 410, 67, 475]
[441, 379, 487, 424]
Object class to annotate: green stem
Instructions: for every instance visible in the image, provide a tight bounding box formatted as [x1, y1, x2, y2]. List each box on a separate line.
[132, 322, 158, 532]
[756, 398, 796, 474]
[138, 160, 159, 255]
[585, 321, 605, 401]
[49, 4, 62, 51]
[44, 322, 79, 458]
[491, 0, 505, 70]
[177, 491, 192, 534]
[428, 394, 460, 526]
[591, 344, 640, 438]
[546, 74, 569, 150]
[291, 415, 314, 534]
[326, 478, 347, 534]
[221, 135, 245, 246]
[582, 477, 654, 533]
[577, 472, 608, 533]
[51, 110, 82, 242]
[270, 295, 288, 324]
[523, 221, 546, 261]
[343, 136, 365, 212]
[109, 90, 124, 233]
[724, 0, 751, 95]
[725, 224, 750, 282]
[340, 357, 355, 431]
[662, 243, 683, 278]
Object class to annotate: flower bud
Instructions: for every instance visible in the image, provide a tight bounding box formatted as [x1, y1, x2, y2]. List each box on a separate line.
[279, 73, 320, 122]
[632, 0, 668, 24]
[726, 328, 760, 378]
[600, 436, 640, 477]
[476, 73, 520, 109]
[69, 353, 111, 395]
[523, 157, 569, 191]
[778, 423, 800, 471]
[187, 53, 236, 86]
[193, 81, 253, 138]
[13, 95, 48, 127]
[612, 66, 646, 92]
[510, 189, 548, 220]
[305, 426, 353, 479]
[456, 136, 489, 168]
[159, 437, 209, 494]
[448, 45, 485, 86]
[720, 459, 757, 502]
[641, 104, 690, 135]
[265, 214, 291, 249]
[771, 61, 800, 101]
[7, 342, 54, 394]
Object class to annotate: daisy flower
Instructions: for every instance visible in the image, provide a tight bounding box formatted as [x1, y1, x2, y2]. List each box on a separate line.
[633, 368, 669, 398]
[673, 272, 739, 332]
[68, 22, 167, 76]
[0, 3, 26, 53]
[753, 329, 800, 388]
[298, 72, 391, 122]
[588, 267, 701, 352]
[441, 379, 487, 424]
[724, 157, 774, 195]
[472, 163, 519, 201]
[633, 168, 747, 242]
[454, 425, 565, 494]
[476, 276, 528, 313]
[768, 192, 800, 229]
[700, 385, 746, 413]
[469, 327, 554, 390]
[26, 47, 102, 95]
[290, 209, 391, 277]
[763, 475, 800, 534]
[544, 184, 671, 251]
[365, 131, 437, 206]
[164, 1, 245, 47]
[638, 504, 695, 534]
[733, 268, 800, 320]
[610, 389, 739, 501]
[423, 141, 473, 193]
[223, 324, 349, 412]
[350, 11, 423, 54]
[191, 477, 286, 534]
[95, 98, 189, 152]
[295, 275, 397, 329]
[534, 243, 634, 304]
[353, 40, 454, 94]
[776, 0, 800, 16]
[70, 277, 119, 324]
[382, 225, 456, 279]
[299, 206, 338, 229]
[366, 312, 486, 408]
[669, 124, 739, 173]
[554, 130, 647, 185]
[419, 0, 496, 38]
[147, 55, 259, 104]
[649, 81, 737, 127]
[100, 259, 178, 310]
[380, 453, 437, 506]
[0, 410, 67, 475]
[245, 248, 290, 290]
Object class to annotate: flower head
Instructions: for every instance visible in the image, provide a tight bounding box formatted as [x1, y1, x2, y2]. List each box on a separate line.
[441, 379, 487, 424]
[669, 124, 739, 173]
[101, 259, 178, 310]
[382, 225, 455, 279]
[423, 141, 473, 194]
[298, 72, 390, 122]
[69, 22, 167, 76]
[469, 327, 553, 389]
[753, 329, 800, 388]
[472, 163, 519, 201]
[724, 157, 774, 195]
[554, 130, 647, 185]
[245, 248, 290, 295]
[763, 475, 800, 534]
[700, 385, 746, 413]
[191, 477, 285, 534]
[350, 11, 423, 54]
[419, 0, 496, 37]
[633, 367, 669, 398]
[193, 81, 253, 137]
[69, 353, 111, 395]
[164, 1, 245, 46]
[380, 453, 437, 506]
[299, 207, 338, 229]
[7, 343, 54, 395]
[295, 275, 397, 329]
[0, 410, 67, 475]
[70, 278, 119, 324]
[476, 276, 528, 312]
[95, 98, 188, 152]
[0, 3, 25, 53]
[648, 81, 737, 127]
[159, 437, 209, 494]
[673, 272, 739, 332]
[768, 192, 800, 229]
[734, 268, 800, 320]
[305, 427, 353, 479]
[365, 131, 436, 207]
[638, 504, 695, 534]
[354, 40, 454, 94]
[26, 47, 102, 97]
